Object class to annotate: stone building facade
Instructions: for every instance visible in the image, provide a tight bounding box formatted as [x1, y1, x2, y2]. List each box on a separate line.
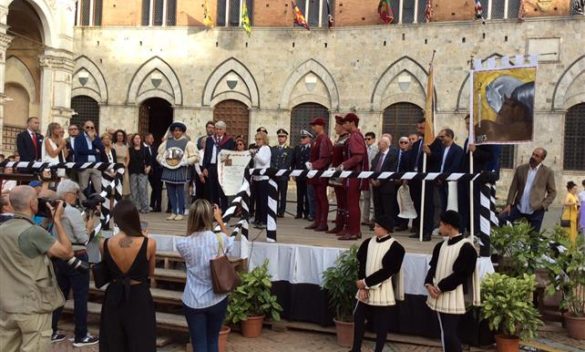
[1, 0, 584, 202]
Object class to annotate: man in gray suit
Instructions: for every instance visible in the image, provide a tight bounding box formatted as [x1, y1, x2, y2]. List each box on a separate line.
[500, 147, 556, 232]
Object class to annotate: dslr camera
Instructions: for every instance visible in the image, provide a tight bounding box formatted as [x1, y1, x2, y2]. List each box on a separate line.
[82, 193, 105, 217]
[37, 198, 65, 218]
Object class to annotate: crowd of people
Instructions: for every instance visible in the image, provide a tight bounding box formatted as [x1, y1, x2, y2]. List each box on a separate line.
[0, 113, 582, 352]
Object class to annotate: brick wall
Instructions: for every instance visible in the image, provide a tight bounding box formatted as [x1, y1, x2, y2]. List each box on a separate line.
[102, 0, 141, 26]
[335, 0, 381, 26]
[253, 0, 290, 27]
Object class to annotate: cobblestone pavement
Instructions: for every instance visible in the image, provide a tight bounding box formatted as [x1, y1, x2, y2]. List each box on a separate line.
[51, 320, 583, 352]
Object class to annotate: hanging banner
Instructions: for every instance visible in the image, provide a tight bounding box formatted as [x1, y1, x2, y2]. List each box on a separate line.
[218, 150, 252, 196]
[470, 58, 537, 145]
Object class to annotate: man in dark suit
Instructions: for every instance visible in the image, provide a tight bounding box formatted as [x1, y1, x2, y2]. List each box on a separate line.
[437, 128, 464, 212]
[144, 133, 163, 212]
[408, 119, 442, 241]
[74, 121, 104, 201]
[500, 147, 556, 232]
[370, 135, 398, 231]
[202, 120, 235, 212]
[291, 130, 313, 220]
[271, 128, 293, 217]
[16, 117, 43, 162]
[394, 136, 412, 231]
[459, 114, 502, 235]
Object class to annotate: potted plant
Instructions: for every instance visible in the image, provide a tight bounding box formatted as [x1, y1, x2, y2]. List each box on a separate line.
[491, 221, 548, 277]
[225, 260, 282, 338]
[481, 273, 542, 352]
[544, 229, 585, 340]
[322, 246, 359, 348]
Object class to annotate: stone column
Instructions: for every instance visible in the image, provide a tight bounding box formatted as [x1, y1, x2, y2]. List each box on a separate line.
[39, 49, 75, 132]
[0, 30, 13, 153]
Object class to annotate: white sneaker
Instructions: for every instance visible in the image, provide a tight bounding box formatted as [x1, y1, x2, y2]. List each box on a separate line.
[174, 215, 184, 221]
[166, 214, 176, 221]
[266, 238, 277, 243]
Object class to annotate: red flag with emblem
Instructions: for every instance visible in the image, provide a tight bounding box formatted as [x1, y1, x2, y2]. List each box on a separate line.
[292, 1, 310, 30]
[378, 0, 394, 24]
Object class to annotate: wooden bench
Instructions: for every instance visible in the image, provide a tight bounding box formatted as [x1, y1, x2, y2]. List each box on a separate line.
[156, 251, 183, 269]
[64, 301, 188, 332]
[88, 283, 183, 306]
[151, 268, 187, 288]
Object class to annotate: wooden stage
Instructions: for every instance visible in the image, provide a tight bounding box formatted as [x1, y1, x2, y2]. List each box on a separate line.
[141, 210, 438, 255]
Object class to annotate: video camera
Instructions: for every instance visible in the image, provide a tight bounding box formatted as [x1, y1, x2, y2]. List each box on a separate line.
[37, 198, 65, 218]
[81, 193, 105, 217]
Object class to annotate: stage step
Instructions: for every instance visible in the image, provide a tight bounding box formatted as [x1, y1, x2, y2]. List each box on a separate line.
[151, 268, 187, 287]
[89, 283, 183, 306]
[64, 301, 188, 332]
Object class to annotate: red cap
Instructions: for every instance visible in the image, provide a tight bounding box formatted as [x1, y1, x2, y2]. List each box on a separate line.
[309, 117, 326, 126]
[334, 115, 344, 124]
[343, 113, 360, 124]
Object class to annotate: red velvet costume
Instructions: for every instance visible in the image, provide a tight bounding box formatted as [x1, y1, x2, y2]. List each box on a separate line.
[307, 132, 333, 230]
[327, 132, 349, 234]
[340, 124, 368, 239]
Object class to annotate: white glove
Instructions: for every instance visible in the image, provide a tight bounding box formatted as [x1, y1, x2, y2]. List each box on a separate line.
[305, 162, 313, 170]
[336, 164, 344, 172]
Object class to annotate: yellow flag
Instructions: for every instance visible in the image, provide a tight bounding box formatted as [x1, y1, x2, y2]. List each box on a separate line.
[241, 2, 252, 35]
[423, 62, 435, 145]
[203, 0, 214, 28]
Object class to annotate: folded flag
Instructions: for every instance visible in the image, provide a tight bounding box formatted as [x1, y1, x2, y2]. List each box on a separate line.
[242, 2, 252, 35]
[203, 0, 213, 28]
[424, 0, 433, 23]
[378, 0, 394, 24]
[326, 0, 334, 28]
[474, 0, 483, 19]
[292, 1, 310, 30]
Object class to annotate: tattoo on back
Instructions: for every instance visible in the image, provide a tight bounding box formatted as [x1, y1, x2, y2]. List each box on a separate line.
[119, 236, 133, 248]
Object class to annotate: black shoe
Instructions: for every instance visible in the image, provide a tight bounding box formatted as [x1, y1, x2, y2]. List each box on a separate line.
[423, 234, 432, 241]
[395, 225, 408, 232]
[51, 333, 66, 343]
[73, 335, 99, 347]
[408, 233, 419, 238]
[277, 213, 284, 218]
[410, 227, 419, 233]
[295, 214, 302, 219]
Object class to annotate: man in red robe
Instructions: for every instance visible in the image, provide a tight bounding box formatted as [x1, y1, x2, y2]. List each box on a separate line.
[305, 117, 333, 232]
[327, 115, 350, 235]
[338, 113, 368, 240]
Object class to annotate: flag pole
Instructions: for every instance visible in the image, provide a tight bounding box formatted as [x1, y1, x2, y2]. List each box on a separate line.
[419, 49, 436, 242]
[468, 55, 475, 243]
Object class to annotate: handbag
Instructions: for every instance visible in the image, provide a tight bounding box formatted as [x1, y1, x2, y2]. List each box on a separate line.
[92, 238, 112, 288]
[560, 205, 571, 227]
[210, 233, 241, 294]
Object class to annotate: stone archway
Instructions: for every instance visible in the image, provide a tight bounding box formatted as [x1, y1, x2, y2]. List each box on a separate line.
[280, 59, 339, 111]
[203, 57, 260, 108]
[72, 55, 109, 104]
[127, 56, 182, 106]
[553, 55, 585, 110]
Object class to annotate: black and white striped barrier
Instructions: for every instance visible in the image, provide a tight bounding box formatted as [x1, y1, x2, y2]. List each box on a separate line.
[0, 161, 125, 228]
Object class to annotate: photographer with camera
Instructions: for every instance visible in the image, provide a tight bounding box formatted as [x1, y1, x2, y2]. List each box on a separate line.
[0, 186, 72, 352]
[50, 179, 99, 347]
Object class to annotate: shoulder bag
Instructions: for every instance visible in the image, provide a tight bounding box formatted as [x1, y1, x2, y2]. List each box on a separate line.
[210, 233, 241, 293]
[92, 238, 112, 288]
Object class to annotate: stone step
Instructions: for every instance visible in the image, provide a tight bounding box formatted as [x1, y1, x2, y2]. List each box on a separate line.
[89, 282, 183, 306]
[64, 301, 188, 332]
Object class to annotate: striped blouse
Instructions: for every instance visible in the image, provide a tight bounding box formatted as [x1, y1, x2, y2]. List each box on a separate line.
[176, 230, 234, 309]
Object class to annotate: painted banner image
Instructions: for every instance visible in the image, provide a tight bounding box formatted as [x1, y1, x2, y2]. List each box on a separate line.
[472, 66, 536, 144]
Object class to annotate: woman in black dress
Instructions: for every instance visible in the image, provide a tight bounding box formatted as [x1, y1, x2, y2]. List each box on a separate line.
[99, 200, 157, 352]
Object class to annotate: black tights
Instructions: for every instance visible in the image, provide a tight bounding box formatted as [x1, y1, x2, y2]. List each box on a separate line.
[351, 302, 393, 352]
[437, 312, 462, 352]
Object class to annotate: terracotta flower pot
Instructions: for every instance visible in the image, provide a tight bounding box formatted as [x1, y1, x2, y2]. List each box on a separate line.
[241, 315, 264, 338]
[218, 325, 231, 352]
[333, 319, 354, 348]
[494, 334, 520, 352]
[565, 313, 585, 340]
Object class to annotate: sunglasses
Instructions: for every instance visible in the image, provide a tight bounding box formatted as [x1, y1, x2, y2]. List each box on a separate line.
[85, 126, 95, 130]
[278, 135, 287, 138]
[399, 141, 409, 144]
[365, 137, 373, 141]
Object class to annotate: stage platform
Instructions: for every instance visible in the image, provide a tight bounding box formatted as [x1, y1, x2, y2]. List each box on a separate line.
[140, 211, 439, 254]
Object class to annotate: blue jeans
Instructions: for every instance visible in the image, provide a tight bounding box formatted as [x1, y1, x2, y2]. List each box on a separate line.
[500, 206, 545, 233]
[183, 299, 228, 352]
[52, 253, 90, 340]
[167, 183, 185, 215]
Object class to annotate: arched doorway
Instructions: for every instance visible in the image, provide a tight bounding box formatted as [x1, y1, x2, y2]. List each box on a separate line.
[213, 100, 249, 142]
[382, 102, 424, 145]
[138, 98, 173, 145]
[4, 0, 44, 153]
[71, 95, 100, 132]
[564, 103, 585, 171]
[290, 103, 329, 145]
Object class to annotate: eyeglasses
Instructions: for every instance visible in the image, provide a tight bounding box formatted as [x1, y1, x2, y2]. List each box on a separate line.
[399, 141, 409, 144]
[85, 126, 95, 130]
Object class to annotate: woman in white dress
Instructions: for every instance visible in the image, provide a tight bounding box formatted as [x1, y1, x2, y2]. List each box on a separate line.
[251, 132, 271, 235]
[42, 122, 68, 178]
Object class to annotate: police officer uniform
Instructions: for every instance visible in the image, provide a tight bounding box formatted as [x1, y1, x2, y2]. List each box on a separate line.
[271, 129, 293, 217]
[291, 129, 313, 219]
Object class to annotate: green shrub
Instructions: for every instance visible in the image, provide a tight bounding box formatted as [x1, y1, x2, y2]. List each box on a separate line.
[322, 246, 359, 322]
